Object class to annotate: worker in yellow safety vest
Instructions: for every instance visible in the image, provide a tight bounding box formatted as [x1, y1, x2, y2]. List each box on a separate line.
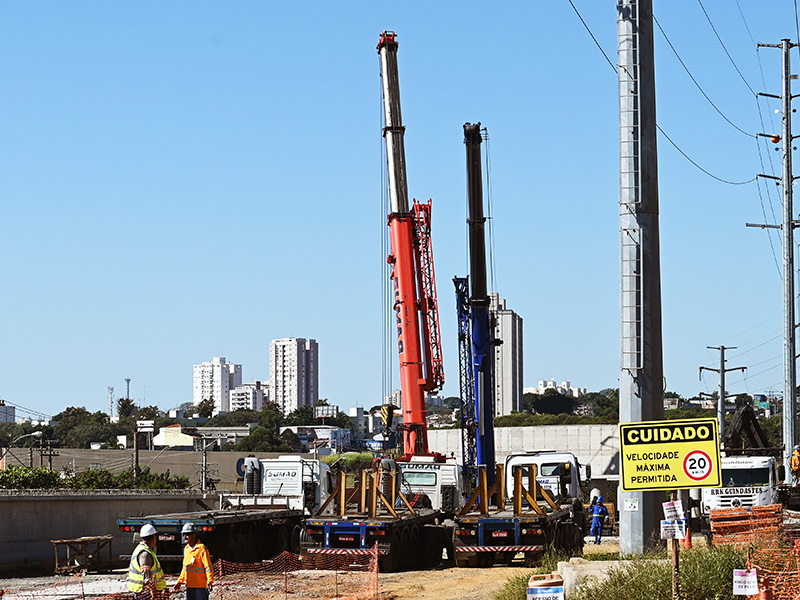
[128, 524, 167, 600]
[791, 445, 800, 487]
[173, 522, 214, 600]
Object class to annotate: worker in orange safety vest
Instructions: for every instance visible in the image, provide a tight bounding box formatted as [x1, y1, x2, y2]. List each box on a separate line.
[173, 523, 214, 600]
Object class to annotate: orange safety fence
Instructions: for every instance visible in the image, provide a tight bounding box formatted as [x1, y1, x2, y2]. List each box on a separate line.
[745, 539, 800, 600]
[710, 504, 783, 548]
[0, 546, 381, 600]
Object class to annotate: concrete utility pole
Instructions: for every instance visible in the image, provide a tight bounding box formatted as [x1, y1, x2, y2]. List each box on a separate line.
[618, 0, 664, 555]
[753, 39, 797, 476]
[699, 346, 746, 439]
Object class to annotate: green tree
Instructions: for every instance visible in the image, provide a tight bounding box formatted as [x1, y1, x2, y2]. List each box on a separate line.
[235, 426, 291, 452]
[203, 409, 260, 427]
[284, 405, 315, 426]
[443, 397, 461, 411]
[136, 405, 162, 420]
[196, 397, 215, 418]
[533, 389, 578, 415]
[117, 397, 136, 418]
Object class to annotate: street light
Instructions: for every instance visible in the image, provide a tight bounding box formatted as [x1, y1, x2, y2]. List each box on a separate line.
[0, 431, 43, 464]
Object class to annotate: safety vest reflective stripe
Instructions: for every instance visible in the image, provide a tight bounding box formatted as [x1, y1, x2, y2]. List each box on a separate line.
[128, 543, 167, 592]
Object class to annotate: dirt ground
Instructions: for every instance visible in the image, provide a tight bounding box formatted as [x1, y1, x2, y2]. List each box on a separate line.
[0, 539, 620, 600]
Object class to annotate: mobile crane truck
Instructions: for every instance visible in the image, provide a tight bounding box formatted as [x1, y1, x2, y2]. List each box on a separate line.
[453, 452, 588, 567]
[117, 455, 332, 566]
[451, 124, 587, 567]
[301, 30, 456, 572]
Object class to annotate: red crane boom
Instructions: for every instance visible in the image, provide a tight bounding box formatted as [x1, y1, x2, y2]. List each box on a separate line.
[378, 31, 444, 460]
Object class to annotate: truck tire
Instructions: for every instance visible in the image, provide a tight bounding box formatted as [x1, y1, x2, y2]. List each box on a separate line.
[290, 525, 301, 554]
[409, 528, 420, 570]
[276, 525, 290, 554]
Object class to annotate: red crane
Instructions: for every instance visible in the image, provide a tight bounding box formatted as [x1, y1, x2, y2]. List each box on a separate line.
[378, 31, 445, 460]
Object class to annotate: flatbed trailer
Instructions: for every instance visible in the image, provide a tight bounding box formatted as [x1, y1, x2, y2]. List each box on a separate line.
[453, 464, 586, 567]
[454, 506, 582, 567]
[117, 507, 304, 565]
[303, 509, 449, 572]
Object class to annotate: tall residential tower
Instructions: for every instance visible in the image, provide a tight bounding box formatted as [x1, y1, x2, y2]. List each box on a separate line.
[270, 338, 319, 413]
[489, 293, 523, 416]
[192, 356, 242, 414]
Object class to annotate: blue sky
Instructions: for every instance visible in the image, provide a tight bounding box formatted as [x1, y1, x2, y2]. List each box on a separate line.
[1, 2, 797, 420]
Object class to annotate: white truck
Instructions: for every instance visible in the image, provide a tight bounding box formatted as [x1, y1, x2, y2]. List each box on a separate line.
[700, 455, 781, 518]
[451, 451, 589, 567]
[504, 451, 590, 502]
[398, 456, 465, 516]
[233, 454, 334, 513]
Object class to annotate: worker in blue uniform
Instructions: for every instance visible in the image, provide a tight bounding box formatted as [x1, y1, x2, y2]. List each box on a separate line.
[589, 496, 609, 545]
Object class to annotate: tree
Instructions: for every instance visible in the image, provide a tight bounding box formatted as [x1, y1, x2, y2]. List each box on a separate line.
[284, 405, 315, 426]
[533, 389, 578, 415]
[136, 405, 162, 420]
[443, 397, 461, 411]
[203, 410, 260, 428]
[196, 397, 215, 418]
[235, 426, 291, 452]
[117, 397, 136, 418]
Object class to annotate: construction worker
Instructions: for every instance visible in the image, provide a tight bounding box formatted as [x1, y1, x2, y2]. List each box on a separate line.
[173, 523, 214, 600]
[128, 524, 167, 600]
[589, 496, 609, 545]
[791, 445, 800, 487]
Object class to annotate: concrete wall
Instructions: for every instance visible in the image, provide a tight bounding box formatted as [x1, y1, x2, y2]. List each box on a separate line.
[0, 490, 205, 571]
[428, 424, 620, 481]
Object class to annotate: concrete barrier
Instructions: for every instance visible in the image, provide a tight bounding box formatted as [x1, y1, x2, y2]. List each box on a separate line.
[0, 490, 205, 572]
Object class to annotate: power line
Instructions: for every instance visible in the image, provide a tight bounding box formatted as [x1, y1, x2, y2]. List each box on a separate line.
[697, 0, 757, 96]
[565, 0, 758, 186]
[653, 15, 752, 137]
[656, 124, 756, 185]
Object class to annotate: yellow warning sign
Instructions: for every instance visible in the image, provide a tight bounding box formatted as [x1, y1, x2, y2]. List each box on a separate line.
[619, 418, 721, 491]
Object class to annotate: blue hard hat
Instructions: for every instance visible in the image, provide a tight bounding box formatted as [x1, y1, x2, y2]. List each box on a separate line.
[597, 496, 603, 502]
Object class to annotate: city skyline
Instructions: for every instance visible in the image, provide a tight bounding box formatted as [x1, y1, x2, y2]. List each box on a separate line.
[2, 3, 795, 419]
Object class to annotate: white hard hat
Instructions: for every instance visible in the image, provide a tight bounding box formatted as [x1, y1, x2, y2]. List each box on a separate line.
[181, 523, 196, 535]
[140, 524, 158, 538]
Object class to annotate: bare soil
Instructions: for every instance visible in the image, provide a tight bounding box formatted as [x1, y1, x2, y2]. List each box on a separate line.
[0, 540, 621, 600]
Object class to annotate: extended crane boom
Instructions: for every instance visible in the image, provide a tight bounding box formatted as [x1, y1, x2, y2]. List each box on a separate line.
[378, 31, 444, 459]
[463, 122, 496, 485]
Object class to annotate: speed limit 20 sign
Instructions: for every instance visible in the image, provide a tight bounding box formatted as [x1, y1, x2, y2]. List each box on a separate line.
[619, 418, 721, 491]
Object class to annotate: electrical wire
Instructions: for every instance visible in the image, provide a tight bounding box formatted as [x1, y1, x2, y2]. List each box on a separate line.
[656, 125, 756, 185]
[566, 0, 758, 186]
[378, 62, 393, 406]
[566, 0, 617, 74]
[483, 128, 498, 295]
[653, 15, 752, 137]
[1, 400, 52, 421]
[697, 0, 757, 96]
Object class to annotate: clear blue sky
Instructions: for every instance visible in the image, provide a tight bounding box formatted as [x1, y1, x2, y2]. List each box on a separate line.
[1, 2, 797, 421]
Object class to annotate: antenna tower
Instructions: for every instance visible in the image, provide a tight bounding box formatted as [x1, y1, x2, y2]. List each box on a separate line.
[108, 386, 114, 418]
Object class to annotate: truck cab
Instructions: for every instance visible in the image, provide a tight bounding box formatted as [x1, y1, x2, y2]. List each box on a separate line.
[230, 455, 333, 514]
[398, 456, 465, 515]
[701, 455, 780, 516]
[503, 451, 588, 502]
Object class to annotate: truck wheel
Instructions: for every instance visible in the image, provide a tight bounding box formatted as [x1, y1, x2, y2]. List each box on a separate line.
[476, 553, 494, 568]
[290, 525, 301, 555]
[398, 529, 411, 571]
[409, 528, 420, 570]
[276, 525, 290, 554]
